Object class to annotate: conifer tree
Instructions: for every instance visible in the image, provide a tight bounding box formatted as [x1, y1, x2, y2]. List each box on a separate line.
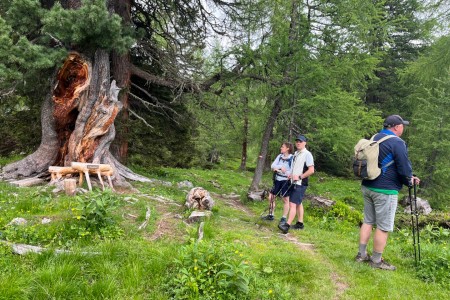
[0, 0, 244, 183]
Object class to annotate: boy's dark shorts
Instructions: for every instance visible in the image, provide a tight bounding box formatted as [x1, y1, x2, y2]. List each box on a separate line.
[270, 180, 291, 197]
[289, 185, 307, 205]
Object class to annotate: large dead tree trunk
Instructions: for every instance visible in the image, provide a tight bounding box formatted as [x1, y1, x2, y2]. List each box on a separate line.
[111, 0, 131, 164]
[1, 50, 149, 185]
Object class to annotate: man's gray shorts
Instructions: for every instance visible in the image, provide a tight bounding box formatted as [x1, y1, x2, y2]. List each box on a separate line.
[362, 186, 398, 232]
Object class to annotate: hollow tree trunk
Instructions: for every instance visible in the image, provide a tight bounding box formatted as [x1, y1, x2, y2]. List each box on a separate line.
[1, 50, 149, 185]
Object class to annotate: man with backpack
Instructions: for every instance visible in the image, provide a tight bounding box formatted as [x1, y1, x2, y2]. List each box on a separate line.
[355, 115, 420, 270]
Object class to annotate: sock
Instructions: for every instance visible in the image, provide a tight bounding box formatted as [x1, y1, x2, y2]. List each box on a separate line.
[282, 215, 286, 219]
[371, 251, 382, 263]
[359, 244, 368, 257]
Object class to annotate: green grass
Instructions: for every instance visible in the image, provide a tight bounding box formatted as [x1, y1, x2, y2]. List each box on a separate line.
[0, 165, 449, 299]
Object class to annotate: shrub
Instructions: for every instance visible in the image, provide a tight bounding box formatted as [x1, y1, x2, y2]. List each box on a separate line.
[416, 243, 450, 285]
[327, 201, 363, 225]
[69, 190, 123, 239]
[166, 239, 251, 299]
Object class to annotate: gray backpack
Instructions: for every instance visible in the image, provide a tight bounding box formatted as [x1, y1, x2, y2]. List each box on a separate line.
[353, 135, 395, 180]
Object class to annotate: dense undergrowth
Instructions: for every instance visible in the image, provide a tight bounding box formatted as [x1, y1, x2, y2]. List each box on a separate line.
[0, 158, 449, 299]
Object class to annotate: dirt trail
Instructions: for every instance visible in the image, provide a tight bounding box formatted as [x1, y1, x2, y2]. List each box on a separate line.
[143, 191, 349, 299]
[213, 192, 349, 299]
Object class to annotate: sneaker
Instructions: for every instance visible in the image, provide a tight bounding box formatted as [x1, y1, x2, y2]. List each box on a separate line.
[354, 253, 371, 263]
[291, 222, 304, 230]
[278, 223, 290, 234]
[369, 259, 396, 271]
[261, 214, 275, 221]
[279, 217, 287, 225]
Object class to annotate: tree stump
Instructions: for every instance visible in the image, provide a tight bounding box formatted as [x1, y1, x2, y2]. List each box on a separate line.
[185, 187, 214, 210]
[247, 190, 267, 201]
[64, 178, 77, 196]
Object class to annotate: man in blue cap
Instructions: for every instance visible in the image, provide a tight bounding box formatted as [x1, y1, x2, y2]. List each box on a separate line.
[355, 114, 420, 270]
[278, 134, 315, 234]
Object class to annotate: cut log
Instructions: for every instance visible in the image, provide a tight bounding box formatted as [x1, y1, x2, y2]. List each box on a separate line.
[188, 211, 212, 223]
[71, 162, 113, 172]
[9, 177, 45, 187]
[71, 162, 114, 191]
[49, 166, 78, 181]
[306, 195, 335, 208]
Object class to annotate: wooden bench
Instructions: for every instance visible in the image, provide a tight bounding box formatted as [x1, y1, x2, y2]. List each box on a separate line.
[49, 163, 114, 191]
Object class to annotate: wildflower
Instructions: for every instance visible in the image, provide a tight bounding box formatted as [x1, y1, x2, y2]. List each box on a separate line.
[76, 216, 81, 220]
[268, 289, 273, 294]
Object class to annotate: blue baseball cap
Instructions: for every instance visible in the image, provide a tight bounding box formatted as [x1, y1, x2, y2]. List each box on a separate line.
[295, 135, 308, 142]
[383, 115, 409, 128]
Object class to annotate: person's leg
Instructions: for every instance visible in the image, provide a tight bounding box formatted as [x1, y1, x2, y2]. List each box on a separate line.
[371, 193, 397, 263]
[372, 228, 389, 260]
[287, 202, 297, 225]
[359, 223, 373, 245]
[297, 203, 304, 223]
[357, 186, 375, 260]
[282, 196, 289, 218]
[269, 193, 276, 215]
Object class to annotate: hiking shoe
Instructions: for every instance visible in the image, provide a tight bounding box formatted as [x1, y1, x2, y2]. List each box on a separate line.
[278, 223, 290, 234]
[279, 217, 287, 225]
[261, 214, 275, 221]
[354, 253, 371, 263]
[291, 222, 304, 230]
[369, 259, 396, 271]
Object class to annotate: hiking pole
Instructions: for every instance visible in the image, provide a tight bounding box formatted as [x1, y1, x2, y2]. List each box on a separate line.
[269, 179, 290, 214]
[280, 181, 294, 197]
[413, 182, 421, 262]
[261, 179, 290, 217]
[408, 185, 418, 266]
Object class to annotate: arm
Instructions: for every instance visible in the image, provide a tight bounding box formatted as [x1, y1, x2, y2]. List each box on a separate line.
[300, 165, 315, 180]
[393, 140, 413, 186]
[270, 155, 281, 172]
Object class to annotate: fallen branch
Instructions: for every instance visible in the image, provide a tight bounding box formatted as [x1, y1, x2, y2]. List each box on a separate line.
[198, 222, 205, 242]
[0, 240, 100, 255]
[138, 207, 151, 230]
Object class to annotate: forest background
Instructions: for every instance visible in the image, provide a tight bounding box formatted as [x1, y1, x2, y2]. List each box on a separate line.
[1, 0, 448, 209]
[0, 1, 449, 299]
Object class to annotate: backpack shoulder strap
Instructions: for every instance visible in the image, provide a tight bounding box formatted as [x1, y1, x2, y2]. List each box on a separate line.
[376, 134, 396, 144]
[288, 156, 293, 168]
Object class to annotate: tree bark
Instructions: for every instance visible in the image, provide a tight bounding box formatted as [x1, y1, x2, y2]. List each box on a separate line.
[239, 95, 249, 171]
[111, 0, 131, 164]
[248, 0, 300, 192]
[1, 51, 149, 185]
[248, 96, 282, 191]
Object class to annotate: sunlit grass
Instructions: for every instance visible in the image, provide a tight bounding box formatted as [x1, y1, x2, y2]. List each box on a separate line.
[0, 164, 448, 299]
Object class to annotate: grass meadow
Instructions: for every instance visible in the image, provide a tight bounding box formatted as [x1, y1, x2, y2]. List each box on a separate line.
[0, 158, 449, 299]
